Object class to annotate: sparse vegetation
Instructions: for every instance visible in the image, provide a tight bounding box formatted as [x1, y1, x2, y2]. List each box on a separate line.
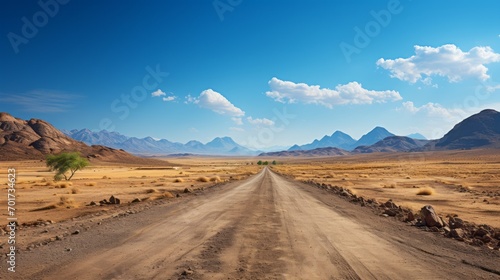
[46, 152, 89, 181]
[57, 182, 73, 189]
[197, 176, 210, 182]
[417, 187, 435, 196]
[210, 176, 222, 182]
[70, 187, 80, 194]
[173, 178, 184, 183]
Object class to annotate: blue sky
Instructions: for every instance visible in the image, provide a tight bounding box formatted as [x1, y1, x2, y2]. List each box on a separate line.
[1, 0, 500, 149]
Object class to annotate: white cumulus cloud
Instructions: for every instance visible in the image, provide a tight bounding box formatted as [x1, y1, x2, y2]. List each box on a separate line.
[232, 117, 243, 125]
[377, 44, 500, 84]
[189, 89, 245, 117]
[247, 117, 275, 126]
[162, 96, 176, 102]
[151, 89, 166, 97]
[265, 77, 401, 108]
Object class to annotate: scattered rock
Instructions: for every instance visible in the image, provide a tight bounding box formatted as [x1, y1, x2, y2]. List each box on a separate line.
[449, 217, 464, 229]
[109, 195, 121, 205]
[181, 269, 194, 276]
[450, 228, 465, 239]
[56, 235, 63, 241]
[494, 231, 500, 240]
[383, 209, 398, 217]
[176, 193, 182, 198]
[407, 212, 415, 222]
[443, 226, 451, 235]
[72, 230, 80, 235]
[430, 226, 440, 232]
[420, 205, 443, 228]
[482, 235, 493, 243]
[131, 198, 141, 203]
[89, 201, 98, 206]
[384, 200, 398, 209]
[474, 228, 489, 238]
[472, 239, 484, 247]
[183, 188, 192, 194]
[66, 248, 72, 252]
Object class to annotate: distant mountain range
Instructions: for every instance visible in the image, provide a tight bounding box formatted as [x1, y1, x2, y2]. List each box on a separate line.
[0, 112, 164, 164]
[4, 109, 500, 160]
[62, 129, 259, 156]
[288, 126, 425, 152]
[260, 109, 500, 157]
[260, 147, 350, 157]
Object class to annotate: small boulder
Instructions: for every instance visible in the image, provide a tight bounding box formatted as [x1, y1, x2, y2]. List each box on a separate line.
[474, 228, 489, 238]
[109, 195, 120, 205]
[131, 198, 141, 203]
[450, 228, 465, 239]
[89, 201, 98, 206]
[420, 205, 443, 228]
[383, 209, 398, 217]
[449, 217, 464, 229]
[407, 212, 415, 222]
[183, 188, 192, 194]
[482, 235, 493, 243]
[384, 200, 397, 209]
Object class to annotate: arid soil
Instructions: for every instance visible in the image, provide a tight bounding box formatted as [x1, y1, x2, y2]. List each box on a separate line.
[267, 150, 500, 228]
[4, 167, 499, 279]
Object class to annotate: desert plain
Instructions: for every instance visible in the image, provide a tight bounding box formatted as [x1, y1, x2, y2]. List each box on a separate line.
[1, 151, 500, 279]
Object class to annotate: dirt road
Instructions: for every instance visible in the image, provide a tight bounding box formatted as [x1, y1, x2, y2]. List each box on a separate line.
[12, 168, 500, 279]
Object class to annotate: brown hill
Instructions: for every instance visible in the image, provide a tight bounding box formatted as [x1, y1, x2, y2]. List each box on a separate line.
[352, 136, 429, 153]
[424, 109, 500, 150]
[0, 112, 168, 165]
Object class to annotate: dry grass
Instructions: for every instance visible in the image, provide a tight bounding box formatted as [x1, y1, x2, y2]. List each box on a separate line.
[151, 191, 175, 200]
[32, 196, 77, 211]
[70, 187, 80, 194]
[197, 176, 210, 182]
[173, 178, 184, 183]
[57, 182, 73, 189]
[383, 183, 397, 189]
[210, 176, 222, 182]
[84, 182, 97, 186]
[416, 187, 435, 196]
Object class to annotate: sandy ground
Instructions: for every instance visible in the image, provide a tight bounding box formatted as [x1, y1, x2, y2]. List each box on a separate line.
[0, 157, 259, 225]
[267, 150, 500, 228]
[4, 167, 499, 279]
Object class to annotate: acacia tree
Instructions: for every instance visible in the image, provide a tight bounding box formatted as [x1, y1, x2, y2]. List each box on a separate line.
[46, 152, 89, 181]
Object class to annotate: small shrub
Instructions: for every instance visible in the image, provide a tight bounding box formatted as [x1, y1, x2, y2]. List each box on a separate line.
[417, 187, 435, 196]
[197, 177, 210, 182]
[173, 178, 184, 183]
[71, 187, 80, 194]
[210, 176, 221, 182]
[58, 182, 73, 189]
